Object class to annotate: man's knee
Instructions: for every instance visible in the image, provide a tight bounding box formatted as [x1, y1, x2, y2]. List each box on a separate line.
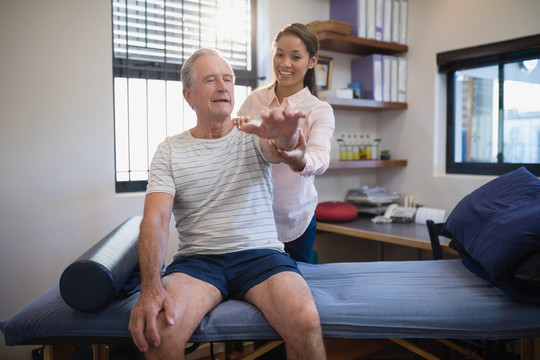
[276, 291, 322, 339]
[295, 303, 322, 334]
[283, 304, 326, 359]
[287, 285, 321, 332]
[147, 313, 191, 357]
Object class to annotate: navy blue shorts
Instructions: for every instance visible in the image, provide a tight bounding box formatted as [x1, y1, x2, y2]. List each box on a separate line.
[162, 249, 301, 299]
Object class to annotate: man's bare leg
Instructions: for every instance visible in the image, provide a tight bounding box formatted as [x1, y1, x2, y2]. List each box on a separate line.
[244, 271, 326, 360]
[144, 273, 223, 360]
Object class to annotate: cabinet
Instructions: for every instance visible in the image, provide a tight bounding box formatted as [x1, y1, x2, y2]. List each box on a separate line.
[316, 31, 408, 169]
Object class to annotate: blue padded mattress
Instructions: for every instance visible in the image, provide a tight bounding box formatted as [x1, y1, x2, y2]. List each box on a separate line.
[2, 259, 540, 347]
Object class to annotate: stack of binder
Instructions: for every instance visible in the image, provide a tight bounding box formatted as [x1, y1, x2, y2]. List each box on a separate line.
[330, 0, 408, 45]
[351, 54, 407, 102]
[346, 186, 399, 215]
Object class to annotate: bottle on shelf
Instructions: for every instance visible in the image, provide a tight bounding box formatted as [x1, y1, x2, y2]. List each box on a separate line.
[331, 137, 341, 161]
[339, 135, 348, 161]
[365, 134, 372, 160]
[352, 134, 360, 160]
[358, 135, 366, 160]
[346, 134, 354, 160]
[372, 138, 381, 160]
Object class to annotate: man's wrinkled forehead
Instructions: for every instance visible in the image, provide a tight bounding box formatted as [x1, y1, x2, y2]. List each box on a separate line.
[194, 54, 235, 82]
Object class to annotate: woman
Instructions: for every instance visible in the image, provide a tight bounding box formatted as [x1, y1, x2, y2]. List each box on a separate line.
[236, 23, 335, 262]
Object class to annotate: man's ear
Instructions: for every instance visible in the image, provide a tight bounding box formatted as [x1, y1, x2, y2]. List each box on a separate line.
[183, 87, 193, 107]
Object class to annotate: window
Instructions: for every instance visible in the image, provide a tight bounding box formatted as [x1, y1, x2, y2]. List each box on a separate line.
[438, 34, 540, 176]
[112, 0, 257, 192]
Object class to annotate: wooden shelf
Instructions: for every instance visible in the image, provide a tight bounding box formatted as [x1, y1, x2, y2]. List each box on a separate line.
[328, 159, 407, 169]
[322, 97, 407, 111]
[317, 32, 408, 55]
[317, 31, 409, 171]
[316, 33, 408, 111]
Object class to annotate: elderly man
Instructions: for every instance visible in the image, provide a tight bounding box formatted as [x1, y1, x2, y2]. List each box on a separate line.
[128, 48, 326, 360]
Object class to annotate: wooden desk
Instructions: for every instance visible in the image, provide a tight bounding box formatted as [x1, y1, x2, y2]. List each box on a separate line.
[316, 216, 458, 256]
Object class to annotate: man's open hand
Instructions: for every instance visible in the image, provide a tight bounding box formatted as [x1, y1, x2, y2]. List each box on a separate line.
[237, 106, 305, 148]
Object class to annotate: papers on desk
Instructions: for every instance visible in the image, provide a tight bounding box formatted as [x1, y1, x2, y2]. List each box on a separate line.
[414, 207, 446, 225]
[346, 187, 400, 215]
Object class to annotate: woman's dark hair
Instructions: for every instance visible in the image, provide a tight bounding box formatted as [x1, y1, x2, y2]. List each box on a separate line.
[271, 23, 320, 96]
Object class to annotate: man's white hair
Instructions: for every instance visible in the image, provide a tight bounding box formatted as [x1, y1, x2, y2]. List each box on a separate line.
[181, 48, 235, 89]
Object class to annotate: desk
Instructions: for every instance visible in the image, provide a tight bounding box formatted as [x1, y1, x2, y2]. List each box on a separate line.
[316, 216, 458, 257]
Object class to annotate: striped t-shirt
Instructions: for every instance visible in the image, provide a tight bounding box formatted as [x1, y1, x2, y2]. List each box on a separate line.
[147, 126, 284, 259]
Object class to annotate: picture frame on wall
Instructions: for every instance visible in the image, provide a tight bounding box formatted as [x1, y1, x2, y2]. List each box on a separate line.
[315, 56, 333, 90]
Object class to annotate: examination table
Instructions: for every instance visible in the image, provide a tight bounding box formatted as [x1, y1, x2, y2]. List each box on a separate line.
[2, 216, 540, 360]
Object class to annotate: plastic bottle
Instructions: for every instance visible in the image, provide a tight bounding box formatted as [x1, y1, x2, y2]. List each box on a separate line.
[339, 135, 347, 161]
[358, 135, 366, 160]
[365, 134, 372, 160]
[352, 134, 360, 160]
[330, 137, 340, 161]
[346, 135, 354, 160]
[372, 138, 381, 160]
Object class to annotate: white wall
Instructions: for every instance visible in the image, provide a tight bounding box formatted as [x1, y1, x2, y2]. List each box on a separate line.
[1, 0, 539, 358]
[0, 1, 146, 358]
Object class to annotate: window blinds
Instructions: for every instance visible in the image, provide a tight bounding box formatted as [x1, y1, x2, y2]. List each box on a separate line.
[112, 0, 253, 80]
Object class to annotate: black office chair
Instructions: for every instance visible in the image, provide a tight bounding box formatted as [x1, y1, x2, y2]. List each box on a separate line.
[426, 219, 449, 260]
